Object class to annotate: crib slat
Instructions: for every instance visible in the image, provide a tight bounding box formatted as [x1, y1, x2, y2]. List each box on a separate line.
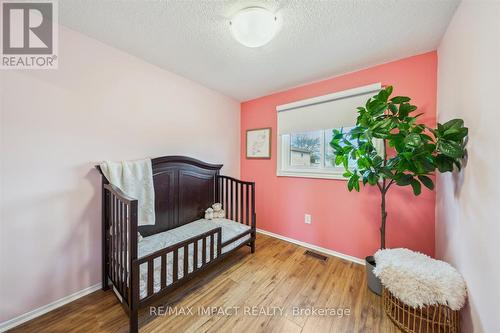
[210, 234, 215, 261]
[112, 195, 116, 283]
[224, 177, 228, 216]
[217, 231, 222, 257]
[229, 179, 233, 220]
[173, 249, 178, 282]
[193, 240, 198, 271]
[117, 201, 120, 293]
[215, 176, 219, 204]
[231, 179, 234, 220]
[118, 201, 123, 294]
[161, 254, 166, 288]
[227, 179, 233, 219]
[123, 205, 130, 300]
[246, 184, 249, 225]
[121, 201, 126, 294]
[109, 194, 113, 283]
[147, 259, 153, 296]
[202, 237, 207, 264]
[219, 177, 222, 203]
[115, 196, 119, 287]
[110, 194, 114, 283]
[123, 203, 127, 295]
[235, 182, 239, 222]
[240, 183, 244, 223]
[251, 183, 255, 228]
[183, 245, 189, 277]
[217, 177, 222, 202]
[225, 178, 231, 219]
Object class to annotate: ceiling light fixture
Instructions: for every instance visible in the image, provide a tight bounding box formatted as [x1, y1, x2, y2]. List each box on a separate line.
[230, 7, 280, 48]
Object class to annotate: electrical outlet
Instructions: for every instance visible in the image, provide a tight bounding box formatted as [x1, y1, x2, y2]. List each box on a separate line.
[304, 214, 312, 224]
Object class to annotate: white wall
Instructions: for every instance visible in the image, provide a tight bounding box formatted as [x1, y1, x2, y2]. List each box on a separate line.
[436, 0, 500, 332]
[0, 26, 240, 323]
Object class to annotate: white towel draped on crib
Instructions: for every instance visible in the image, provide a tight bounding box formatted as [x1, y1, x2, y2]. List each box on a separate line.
[100, 159, 155, 226]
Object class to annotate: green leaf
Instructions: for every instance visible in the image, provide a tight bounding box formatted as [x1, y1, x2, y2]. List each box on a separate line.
[343, 155, 349, 170]
[398, 103, 412, 118]
[390, 96, 411, 104]
[435, 155, 454, 172]
[342, 145, 353, 154]
[418, 175, 434, 190]
[442, 119, 464, 131]
[343, 171, 353, 178]
[347, 177, 355, 191]
[362, 173, 369, 185]
[347, 175, 360, 192]
[385, 86, 393, 96]
[420, 133, 434, 142]
[373, 155, 383, 167]
[354, 178, 360, 191]
[410, 179, 422, 195]
[380, 168, 394, 179]
[388, 103, 398, 114]
[357, 157, 371, 169]
[349, 127, 365, 135]
[395, 173, 414, 186]
[367, 172, 378, 185]
[404, 133, 422, 147]
[437, 140, 464, 159]
[368, 100, 388, 116]
[377, 89, 389, 102]
[444, 127, 468, 141]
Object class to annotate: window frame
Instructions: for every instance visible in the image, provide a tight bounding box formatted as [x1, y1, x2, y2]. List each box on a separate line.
[278, 129, 351, 180]
[276, 83, 383, 181]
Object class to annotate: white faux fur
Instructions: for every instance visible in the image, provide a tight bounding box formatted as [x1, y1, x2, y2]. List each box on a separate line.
[374, 248, 467, 310]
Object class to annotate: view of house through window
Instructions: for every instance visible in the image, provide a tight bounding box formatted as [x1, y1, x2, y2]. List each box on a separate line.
[286, 128, 355, 170]
[290, 131, 321, 167]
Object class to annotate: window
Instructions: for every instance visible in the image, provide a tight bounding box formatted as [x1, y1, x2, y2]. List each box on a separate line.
[276, 83, 382, 180]
[290, 131, 321, 167]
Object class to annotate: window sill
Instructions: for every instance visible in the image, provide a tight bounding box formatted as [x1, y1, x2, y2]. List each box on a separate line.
[277, 170, 347, 181]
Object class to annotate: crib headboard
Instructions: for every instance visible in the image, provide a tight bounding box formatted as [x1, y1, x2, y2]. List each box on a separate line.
[132, 156, 222, 237]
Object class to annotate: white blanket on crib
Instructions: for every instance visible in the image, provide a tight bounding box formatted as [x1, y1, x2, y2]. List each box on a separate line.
[100, 159, 155, 226]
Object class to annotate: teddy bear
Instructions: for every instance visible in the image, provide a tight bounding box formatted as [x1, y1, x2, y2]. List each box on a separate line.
[204, 207, 214, 220]
[212, 203, 225, 219]
[204, 203, 225, 220]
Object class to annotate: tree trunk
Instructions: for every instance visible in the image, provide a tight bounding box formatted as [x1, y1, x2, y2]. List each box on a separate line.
[380, 189, 387, 249]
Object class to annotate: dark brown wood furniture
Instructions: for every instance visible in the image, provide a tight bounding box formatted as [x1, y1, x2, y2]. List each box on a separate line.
[96, 156, 256, 333]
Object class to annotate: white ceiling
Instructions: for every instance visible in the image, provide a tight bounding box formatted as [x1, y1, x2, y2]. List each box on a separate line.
[60, 0, 460, 101]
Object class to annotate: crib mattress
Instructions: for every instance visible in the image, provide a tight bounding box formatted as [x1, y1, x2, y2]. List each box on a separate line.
[137, 218, 251, 299]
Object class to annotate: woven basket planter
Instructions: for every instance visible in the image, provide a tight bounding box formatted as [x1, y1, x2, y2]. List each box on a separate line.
[383, 287, 460, 333]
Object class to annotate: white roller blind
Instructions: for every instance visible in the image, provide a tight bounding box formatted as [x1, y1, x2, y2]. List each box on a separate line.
[277, 83, 381, 134]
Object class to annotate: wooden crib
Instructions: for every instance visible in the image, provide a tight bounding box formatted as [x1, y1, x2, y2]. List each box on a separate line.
[96, 156, 256, 332]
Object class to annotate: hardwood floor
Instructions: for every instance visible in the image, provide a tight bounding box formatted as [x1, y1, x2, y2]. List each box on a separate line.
[9, 234, 399, 333]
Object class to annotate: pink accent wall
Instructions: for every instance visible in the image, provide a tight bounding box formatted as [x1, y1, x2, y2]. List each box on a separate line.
[241, 52, 437, 259]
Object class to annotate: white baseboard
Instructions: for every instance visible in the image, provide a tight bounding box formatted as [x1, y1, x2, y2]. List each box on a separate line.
[0, 283, 101, 332]
[256, 228, 365, 265]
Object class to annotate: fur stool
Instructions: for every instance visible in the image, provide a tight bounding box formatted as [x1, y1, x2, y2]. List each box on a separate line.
[374, 248, 467, 333]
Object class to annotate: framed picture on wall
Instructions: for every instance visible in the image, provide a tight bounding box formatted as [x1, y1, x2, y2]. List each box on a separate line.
[246, 127, 271, 159]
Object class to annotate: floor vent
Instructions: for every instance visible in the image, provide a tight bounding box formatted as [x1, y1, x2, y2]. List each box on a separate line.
[304, 250, 328, 261]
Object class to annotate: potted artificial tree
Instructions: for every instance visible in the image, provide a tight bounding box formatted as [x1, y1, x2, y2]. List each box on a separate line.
[330, 86, 467, 295]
